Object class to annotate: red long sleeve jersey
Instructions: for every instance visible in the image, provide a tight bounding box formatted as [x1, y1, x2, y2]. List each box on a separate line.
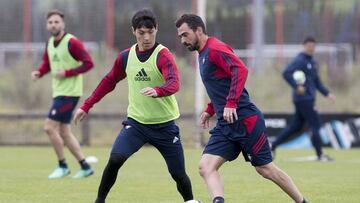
[81, 43, 180, 113]
[200, 37, 259, 120]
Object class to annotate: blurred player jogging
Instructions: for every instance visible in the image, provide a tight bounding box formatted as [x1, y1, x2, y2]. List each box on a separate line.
[31, 9, 94, 179]
[271, 37, 336, 161]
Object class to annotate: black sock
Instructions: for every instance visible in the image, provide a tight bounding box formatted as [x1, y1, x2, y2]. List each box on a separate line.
[59, 159, 68, 168]
[96, 154, 127, 201]
[79, 159, 91, 170]
[302, 198, 308, 203]
[213, 196, 224, 203]
[171, 173, 194, 201]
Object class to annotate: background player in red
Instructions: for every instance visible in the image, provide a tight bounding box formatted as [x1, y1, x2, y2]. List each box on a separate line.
[176, 14, 308, 203]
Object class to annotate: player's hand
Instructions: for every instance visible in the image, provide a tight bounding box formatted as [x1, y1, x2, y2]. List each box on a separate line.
[296, 85, 306, 95]
[31, 71, 41, 81]
[326, 93, 336, 103]
[140, 87, 158, 97]
[55, 70, 66, 80]
[200, 112, 211, 129]
[223, 107, 238, 123]
[73, 108, 87, 125]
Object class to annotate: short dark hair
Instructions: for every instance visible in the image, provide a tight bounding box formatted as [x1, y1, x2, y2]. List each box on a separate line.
[47, 9, 64, 19]
[132, 9, 157, 30]
[175, 14, 206, 34]
[303, 36, 316, 44]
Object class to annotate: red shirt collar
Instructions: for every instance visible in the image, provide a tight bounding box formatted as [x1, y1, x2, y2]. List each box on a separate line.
[199, 37, 213, 54]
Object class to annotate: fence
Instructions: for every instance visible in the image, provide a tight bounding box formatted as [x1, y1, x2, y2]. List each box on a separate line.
[1, 112, 359, 148]
[0, 112, 199, 146]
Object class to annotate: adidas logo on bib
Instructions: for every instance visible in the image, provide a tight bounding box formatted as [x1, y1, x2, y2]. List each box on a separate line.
[135, 68, 151, 81]
[53, 54, 60, 62]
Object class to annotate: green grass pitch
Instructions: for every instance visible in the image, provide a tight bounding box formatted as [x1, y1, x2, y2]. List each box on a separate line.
[0, 147, 359, 203]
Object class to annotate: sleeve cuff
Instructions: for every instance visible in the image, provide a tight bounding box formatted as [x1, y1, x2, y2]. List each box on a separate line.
[154, 87, 164, 97]
[64, 70, 75, 77]
[204, 103, 215, 117]
[204, 109, 215, 117]
[80, 105, 90, 114]
[225, 100, 238, 108]
[38, 69, 47, 77]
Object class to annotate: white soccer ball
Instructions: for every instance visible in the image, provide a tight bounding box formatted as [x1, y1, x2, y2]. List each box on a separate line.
[85, 156, 98, 163]
[293, 70, 306, 85]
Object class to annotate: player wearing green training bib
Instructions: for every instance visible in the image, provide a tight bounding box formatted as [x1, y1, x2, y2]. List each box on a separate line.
[31, 10, 94, 179]
[126, 43, 180, 124]
[74, 9, 201, 203]
[47, 33, 83, 97]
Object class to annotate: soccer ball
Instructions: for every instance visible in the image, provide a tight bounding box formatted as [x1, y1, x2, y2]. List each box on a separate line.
[85, 156, 98, 163]
[293, 70, 306, 85]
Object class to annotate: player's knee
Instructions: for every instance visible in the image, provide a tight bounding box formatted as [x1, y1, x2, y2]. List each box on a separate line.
[107, 154, 127, 169]
[60, 130, 75, 141]
[43, 124, 55, 135]
[59, 132, 70, 140]
[198, 162, 212, 178]
[256, 165, 275, 180]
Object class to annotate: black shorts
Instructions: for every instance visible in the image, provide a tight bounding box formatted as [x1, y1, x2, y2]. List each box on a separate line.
[48, 96, 79, 124]
[203, 112, 273, 166]
[111, 117, 186, 175]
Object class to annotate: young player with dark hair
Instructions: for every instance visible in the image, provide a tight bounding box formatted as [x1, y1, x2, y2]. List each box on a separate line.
[74, 9, 200, 203]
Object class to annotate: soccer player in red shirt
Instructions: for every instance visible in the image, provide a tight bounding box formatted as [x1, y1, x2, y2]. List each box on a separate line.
[176, 14, 308, 203]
